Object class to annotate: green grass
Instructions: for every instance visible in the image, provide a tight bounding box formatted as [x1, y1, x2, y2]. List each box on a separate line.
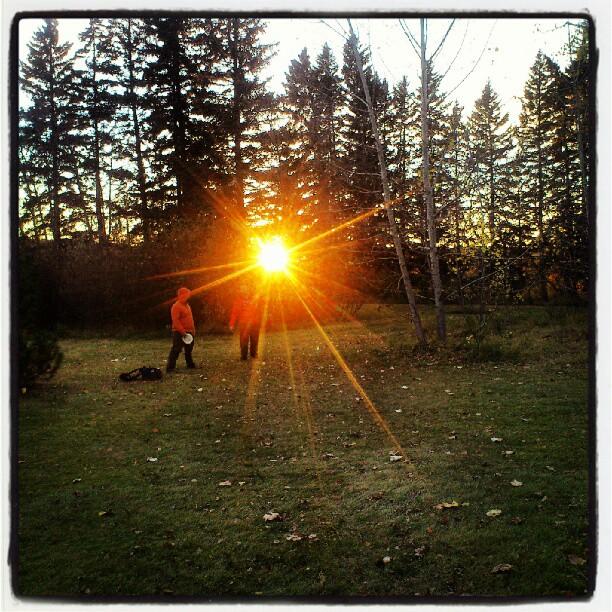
[17, 305, 591, 598]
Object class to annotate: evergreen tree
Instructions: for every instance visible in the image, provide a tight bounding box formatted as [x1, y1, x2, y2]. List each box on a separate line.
[74, 18, 121, 243]
[516, 51, 561, 301]
[143, 17, 224, 219]
[311, 44, 343, 221]
[215, 18, 276, 217]
[20, 18, 77, 242]
[110, 17, 152, 241]
[468, 80, 514, 245]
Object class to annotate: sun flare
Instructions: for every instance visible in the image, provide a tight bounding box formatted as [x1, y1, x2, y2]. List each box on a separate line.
[257, 237, 290, 273]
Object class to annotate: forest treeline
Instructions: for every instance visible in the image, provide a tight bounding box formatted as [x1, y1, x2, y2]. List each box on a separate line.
[17, 17, 591, 332]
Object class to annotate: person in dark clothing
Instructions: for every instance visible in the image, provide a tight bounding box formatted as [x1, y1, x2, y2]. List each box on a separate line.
[167, 287, 196, 372]
[229, 286, 264, 360]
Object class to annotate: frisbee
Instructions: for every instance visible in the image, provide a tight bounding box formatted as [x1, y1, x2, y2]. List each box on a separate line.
[182, 333, 194, 345]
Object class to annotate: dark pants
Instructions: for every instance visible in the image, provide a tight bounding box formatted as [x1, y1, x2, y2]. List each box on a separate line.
[167, 331, 195, 371]
[239, 324, 260, 360]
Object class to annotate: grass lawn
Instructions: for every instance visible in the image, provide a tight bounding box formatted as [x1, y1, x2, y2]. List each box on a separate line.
[16, 305, 591, 599]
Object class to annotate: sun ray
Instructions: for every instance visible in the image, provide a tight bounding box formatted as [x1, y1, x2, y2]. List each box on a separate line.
[279, 291, 321, 483]
[287, 265, 388, 348]
[160, 263, 258, 306]
[289, 206, 384, 257]
[288, 273, 410, 464]
[288, 189, 415, 258]
[181, 162, 254, 242]
[241, 281, 272, 439]
[146, 260, 250, 281]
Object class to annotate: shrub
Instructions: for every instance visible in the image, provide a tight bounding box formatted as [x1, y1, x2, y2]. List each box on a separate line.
[17, 244, 63, 389]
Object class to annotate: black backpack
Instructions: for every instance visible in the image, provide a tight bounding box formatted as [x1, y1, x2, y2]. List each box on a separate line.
[119, 366, 163, 382]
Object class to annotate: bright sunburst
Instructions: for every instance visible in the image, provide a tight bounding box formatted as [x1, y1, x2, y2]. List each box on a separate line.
[257, 236, 290, 273]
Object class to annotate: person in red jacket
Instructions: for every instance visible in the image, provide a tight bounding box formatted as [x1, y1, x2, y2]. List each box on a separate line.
[167, 287, 196, 372]
[229, 284, 264, 361]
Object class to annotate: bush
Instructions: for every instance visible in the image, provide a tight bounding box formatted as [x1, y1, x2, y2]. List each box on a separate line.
[18, 329, 63, 388]
[18, 244, 63, 389]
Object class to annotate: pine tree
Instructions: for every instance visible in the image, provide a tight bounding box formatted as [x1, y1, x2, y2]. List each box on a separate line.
[143, 17, 224, 219]
[340, 39, 384, 230]
[311, 44, 343, 220]
[74, 18, 121, 243]
[516, 51, 561, 301]
[468, 80, 514, 246]
[110, 17, 152, 241]
[215, 18, 276, 217]
[20, 18, 77, 242]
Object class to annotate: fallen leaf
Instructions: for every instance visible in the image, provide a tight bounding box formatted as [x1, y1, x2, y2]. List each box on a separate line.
[390, 454, 403, 462]
[546, 465, 555, 471]
[510, 480, 523, 487]
[72, 478, 82, 484]
[152, 428, 160, 433]
[238, 481, 246, 486]
[503, 450, 514, 456]
[197, 388, 203, 393]
[286, 533, 302, 541]
[414, 546, 426, 557]
[435, 501, 460, 510]
[146, 457, 158, 462]
[263, 512, 281, 522]
[491, 563, 513, 573]
[163, 413, 172, 417]
[490, 437, 503, 443]
[218, 480, 232, 486]
[308, 534, 318, 541]
[98, 510, 113, 517]
[382, 556, 391, 564]
[568, 554, 586, 566]
[486, 509, 502, 517]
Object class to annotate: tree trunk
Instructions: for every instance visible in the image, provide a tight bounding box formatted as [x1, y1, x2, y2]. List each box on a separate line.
[126, 18, 149, 242]
[49, 51, 61, 243]
[347, 21, 426, 345]
[535, 79, 548, 302]
[91, 36, 108, 244]
[231, 18, 245, 211]
[74, 163, 94, 236]
[419, 18, 446, 341]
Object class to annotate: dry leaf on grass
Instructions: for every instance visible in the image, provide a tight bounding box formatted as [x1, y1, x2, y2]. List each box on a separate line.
[218, 480, 232, 486]
[382, 556, 391, 564]
[490, 437, 503, 443]
[434, 501, 460, 510]
[568, 554, 586, 566]
[146, 457, 158, 462]
[486, 509, 502, 517]
[510, 480, 523, 487]
[389, 454, 403, 462]
[491, 563, 513, 573]
[286, 533, 302, 541]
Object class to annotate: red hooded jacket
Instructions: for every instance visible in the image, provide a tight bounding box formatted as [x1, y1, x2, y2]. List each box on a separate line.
[171, 287, 195, 335]
[229, 296, 263, 330]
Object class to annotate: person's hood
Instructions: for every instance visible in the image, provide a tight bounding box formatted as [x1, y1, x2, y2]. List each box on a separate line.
[177, 287, 191, 302]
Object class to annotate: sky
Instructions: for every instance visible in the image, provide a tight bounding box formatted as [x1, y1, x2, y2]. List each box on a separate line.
[18, 16, 585, 124]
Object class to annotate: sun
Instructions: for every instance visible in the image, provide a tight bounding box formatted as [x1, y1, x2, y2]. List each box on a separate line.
[257, 236, 290, 273]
